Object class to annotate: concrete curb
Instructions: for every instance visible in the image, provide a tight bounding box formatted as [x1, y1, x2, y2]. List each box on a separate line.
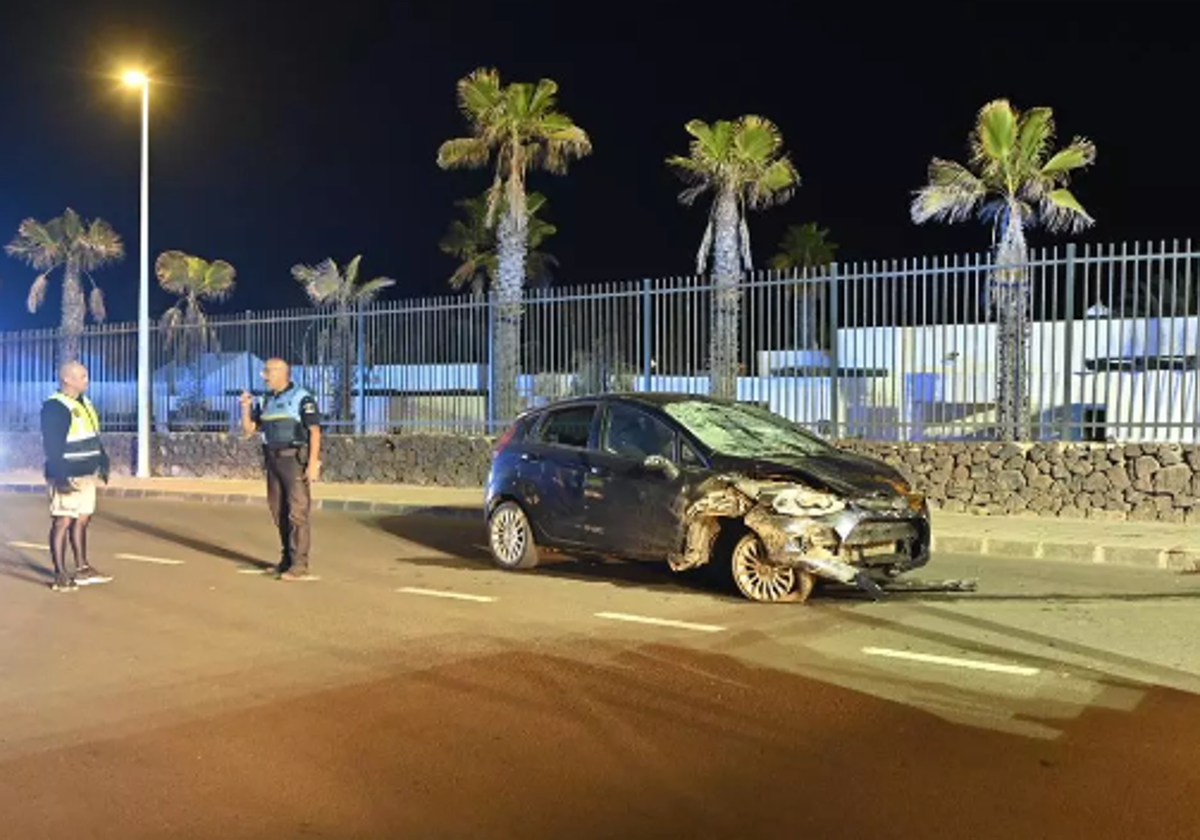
[928, 533, 1200, 572]
[4, 482, 1197, 573]
[0, 482, 482, 521]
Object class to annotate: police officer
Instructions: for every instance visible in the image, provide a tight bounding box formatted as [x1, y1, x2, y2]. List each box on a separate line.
[40, 361, 113, 591]
[240, 357, 322, 581]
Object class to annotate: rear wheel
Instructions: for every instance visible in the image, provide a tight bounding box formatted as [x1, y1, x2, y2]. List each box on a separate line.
[730, 532, 814, 603]
[487, 501, 540, 570]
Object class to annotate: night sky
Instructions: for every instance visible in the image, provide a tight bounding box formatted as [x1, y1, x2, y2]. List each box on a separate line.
[0, 2, 1193, 331]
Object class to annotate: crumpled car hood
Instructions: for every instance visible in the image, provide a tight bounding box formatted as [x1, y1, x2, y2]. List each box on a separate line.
[708, 450, 908, 499]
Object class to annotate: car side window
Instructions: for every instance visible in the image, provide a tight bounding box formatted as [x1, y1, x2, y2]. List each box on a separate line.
[603, 404, 677, 462]
[680, 440, 704, 468]
[537, 406, 595, 449]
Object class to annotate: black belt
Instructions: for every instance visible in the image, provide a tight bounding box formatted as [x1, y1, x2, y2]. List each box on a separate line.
[265, 446, 303, 455]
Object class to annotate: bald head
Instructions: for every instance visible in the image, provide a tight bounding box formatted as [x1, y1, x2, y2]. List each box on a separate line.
[59, 362, 89, 397]
[262, 357, 291, 392]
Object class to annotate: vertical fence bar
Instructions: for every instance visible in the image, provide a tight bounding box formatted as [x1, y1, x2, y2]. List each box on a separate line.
[1061, 243, 1076, 441]
[827, 263, 840, 439]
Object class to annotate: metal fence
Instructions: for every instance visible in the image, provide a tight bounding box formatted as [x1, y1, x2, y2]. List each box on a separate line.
[1, 238, 1198, 442]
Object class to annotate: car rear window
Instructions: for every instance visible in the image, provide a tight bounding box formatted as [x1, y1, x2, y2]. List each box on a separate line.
[537, 406, 595, 449]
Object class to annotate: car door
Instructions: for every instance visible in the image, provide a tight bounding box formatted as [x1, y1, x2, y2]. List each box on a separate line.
[582, 402, 688, 559]
[520, 403, 598, 545]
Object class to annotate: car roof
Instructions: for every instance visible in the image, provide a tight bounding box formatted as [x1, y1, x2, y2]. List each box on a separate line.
[527, 392, 729, 415]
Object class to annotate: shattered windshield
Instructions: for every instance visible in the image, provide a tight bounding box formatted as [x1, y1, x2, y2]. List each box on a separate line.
[664, 401, 831, 459]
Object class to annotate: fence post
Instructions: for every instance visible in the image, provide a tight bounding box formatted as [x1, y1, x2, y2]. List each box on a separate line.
[243, 310, 254, 394]
[1061, 243, 1076, 441]
[827, 264, 841, 439]
[641, 278, 653, 393]
[485, 290, 496, 434]
[356, 302, 366, 435]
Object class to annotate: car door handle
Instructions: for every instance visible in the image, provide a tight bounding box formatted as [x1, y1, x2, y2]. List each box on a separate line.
[520, 452, 541, 462]
[588, 465, 610, 477]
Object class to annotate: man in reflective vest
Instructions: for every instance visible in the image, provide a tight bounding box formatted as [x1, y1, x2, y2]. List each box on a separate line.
[239, 357, 323, 581]
[40, 361, 113, 592]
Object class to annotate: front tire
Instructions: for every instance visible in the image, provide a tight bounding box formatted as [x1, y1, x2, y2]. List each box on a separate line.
[729, 532, 813, 603]
[487, 501, 540, 570]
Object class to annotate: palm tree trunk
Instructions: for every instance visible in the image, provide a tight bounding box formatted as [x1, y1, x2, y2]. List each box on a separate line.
[709, 189, 742, 401]
[59, 257, 86, 365]
[492, 204, 527, 424]
[993, 208, 1031, 442]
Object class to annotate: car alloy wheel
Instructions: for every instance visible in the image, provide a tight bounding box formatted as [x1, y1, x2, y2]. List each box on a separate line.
[730, 532, 811, 603]
[488, 501, 539, 570]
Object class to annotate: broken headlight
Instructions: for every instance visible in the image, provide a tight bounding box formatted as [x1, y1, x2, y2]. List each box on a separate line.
[769, 487, 846, 517]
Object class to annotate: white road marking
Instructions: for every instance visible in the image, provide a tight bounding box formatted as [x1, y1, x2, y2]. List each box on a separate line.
[396, 586, 496, 603]
[861, 646, 1041, 677]
[237, 568, 275, 575]
[594, 612, 726, 634]
[115, 553, 185, 566]
[7, 542, 49, 551]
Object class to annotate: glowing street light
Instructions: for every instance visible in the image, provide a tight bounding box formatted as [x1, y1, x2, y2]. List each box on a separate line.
[123, 69, 151, 477]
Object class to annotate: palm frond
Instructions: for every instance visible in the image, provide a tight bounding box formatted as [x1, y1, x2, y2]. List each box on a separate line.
[201, 259, 236, 301]
[527, 78, 559, 116]
[456, 68, 504, 124]
[910, 158, 987, 224]
[747, 157, 799, 208]
[7, 219, 62, 270]
[437, 137, 492, 170]
[89, 287, 107, 322]
[733, 115, 784, 163]
[972, 99, 1018, 169]
[354, 277, 396, 303]
[449, 258, 487, 291]
[291, 258, 343, 305]
[739, 214, 753, 272]
[155, 250, 193, 294]
[344, 255, 362, 287]
[80, 218, 124, 269]
[1041, 138, 1096, 175]
[1016, 106, 1054, 171]
[695, 217, 714, 274]
[1039, 188, 1094, 234]
[26, 272, 50, 313]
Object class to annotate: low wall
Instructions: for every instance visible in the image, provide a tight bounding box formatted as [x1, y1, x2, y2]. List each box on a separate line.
[0, 432, 494, 488]
[3, 433, 1197, 522]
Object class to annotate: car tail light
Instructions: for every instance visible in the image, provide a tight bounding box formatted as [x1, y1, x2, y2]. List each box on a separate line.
[493, 424, 518, 456]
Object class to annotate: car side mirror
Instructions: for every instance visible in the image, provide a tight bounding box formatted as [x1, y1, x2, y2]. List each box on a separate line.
[643, 454, 680, 480]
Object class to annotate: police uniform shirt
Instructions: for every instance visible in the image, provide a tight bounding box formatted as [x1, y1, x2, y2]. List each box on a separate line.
[252, 383, 321, 449]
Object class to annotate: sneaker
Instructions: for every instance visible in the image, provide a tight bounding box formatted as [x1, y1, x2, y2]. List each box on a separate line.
[76, 566, 114, 586]
[278, 570, 319, 582]
[50, 580, 79, 592]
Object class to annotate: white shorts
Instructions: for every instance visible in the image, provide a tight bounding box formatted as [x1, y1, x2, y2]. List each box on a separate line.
[47, 477, 98, 518]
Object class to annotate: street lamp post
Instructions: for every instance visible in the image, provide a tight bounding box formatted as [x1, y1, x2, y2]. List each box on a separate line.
[123, 70, 150, 477]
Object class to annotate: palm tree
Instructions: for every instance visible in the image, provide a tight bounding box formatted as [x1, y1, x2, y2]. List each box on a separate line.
[437, 67, 592, 424]
[770, 222, 839, 351]
[155, 251, 236, 428]
[911, 99, 1096, 441]
[668, 116, 799, 400]
[5, 208, 124, 364]
[291, 256, 395, 428]
[439, 191, 559, 296]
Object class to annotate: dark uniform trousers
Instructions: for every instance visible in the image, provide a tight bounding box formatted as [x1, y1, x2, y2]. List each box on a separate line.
[265, 447, 311, 573]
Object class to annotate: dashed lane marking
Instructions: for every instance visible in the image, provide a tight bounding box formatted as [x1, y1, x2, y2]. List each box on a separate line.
[594, 612, 726, 634]
[115, 553, 185, 566]
[396, 586, 496, 603]
[861, 646, 1041, 677]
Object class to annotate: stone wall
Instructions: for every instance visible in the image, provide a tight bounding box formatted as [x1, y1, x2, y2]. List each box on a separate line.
[4, 432, 1198, 522]
[0, 432, 494, 487]
[836, 440, 1200, 524]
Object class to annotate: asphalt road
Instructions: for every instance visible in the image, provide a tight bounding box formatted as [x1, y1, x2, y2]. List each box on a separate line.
[2, 495, 1199, 839]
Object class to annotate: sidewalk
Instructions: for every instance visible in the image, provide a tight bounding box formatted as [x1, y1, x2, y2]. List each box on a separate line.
[2, 471, 1197, 572]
